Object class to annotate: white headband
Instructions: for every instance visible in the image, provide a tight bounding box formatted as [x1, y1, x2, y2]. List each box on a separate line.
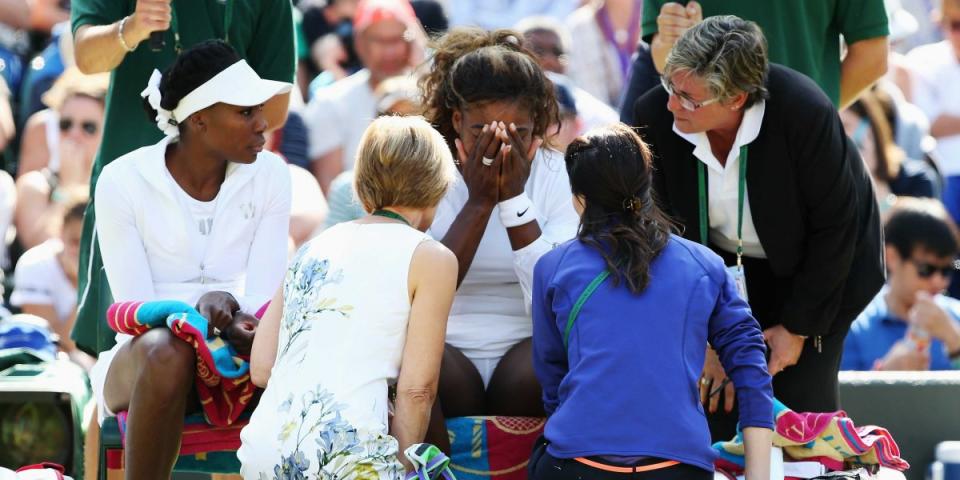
[140, 60, 293, 137]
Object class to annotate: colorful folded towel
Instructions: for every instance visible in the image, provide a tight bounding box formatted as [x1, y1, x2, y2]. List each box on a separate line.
[404, 443, 457, 480]
[446, 416, 545, 480]
[107, 300, 255, 426]
[714, 398, 909, 474]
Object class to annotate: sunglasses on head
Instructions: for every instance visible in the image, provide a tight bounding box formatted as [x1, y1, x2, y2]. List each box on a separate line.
[59, 118, 99, 135]
[912, 259, 960, 278]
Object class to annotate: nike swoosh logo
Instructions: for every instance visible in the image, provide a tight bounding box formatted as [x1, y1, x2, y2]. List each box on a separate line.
[517, 208, 529, 217]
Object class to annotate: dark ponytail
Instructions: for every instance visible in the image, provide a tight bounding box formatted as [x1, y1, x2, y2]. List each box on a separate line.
[141, 40, 242, 123]
[565, 123, 676, 293]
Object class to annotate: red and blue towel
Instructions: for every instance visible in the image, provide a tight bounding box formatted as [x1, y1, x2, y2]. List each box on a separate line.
[106, 300, 255, 426]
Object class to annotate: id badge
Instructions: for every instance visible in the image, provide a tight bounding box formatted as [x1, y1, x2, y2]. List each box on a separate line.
[726, 265, 749, 302]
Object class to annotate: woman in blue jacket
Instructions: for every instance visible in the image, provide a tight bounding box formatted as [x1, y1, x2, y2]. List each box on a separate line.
[530, 124, 773, 479]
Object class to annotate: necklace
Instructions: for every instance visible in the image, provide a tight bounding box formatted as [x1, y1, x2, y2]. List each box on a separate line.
[372, 209, 411, 226]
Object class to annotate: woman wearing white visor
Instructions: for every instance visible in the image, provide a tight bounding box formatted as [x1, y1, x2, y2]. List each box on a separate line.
[88, 40, 293, 479]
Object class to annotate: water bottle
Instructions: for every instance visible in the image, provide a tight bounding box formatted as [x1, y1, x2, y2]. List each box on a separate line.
[904, 324, 931, 354]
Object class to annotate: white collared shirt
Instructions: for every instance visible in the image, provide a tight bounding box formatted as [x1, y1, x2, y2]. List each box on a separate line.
[673, 100, 767, 258]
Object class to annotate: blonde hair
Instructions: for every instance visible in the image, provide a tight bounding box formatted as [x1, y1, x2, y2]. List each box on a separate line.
[353, 115, 454, 212]
[41, 67, 109, 111]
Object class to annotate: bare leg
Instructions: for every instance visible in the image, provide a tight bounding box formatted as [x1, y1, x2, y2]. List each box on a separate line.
[84, 406, 99, 480]
[436, 343, 485, 417]
[485, 338, 544, 417]
[424, 344, 485, 452]
[102, 329, 198, 480]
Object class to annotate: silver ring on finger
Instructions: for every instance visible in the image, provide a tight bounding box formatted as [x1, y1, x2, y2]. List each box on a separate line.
[482, 156, 495, 167]
[700, 377, 710, 386]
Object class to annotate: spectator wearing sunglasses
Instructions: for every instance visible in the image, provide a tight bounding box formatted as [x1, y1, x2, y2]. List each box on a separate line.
[632, 17, 884, 441]
[907, 0, 960, 229]
[842, 198, 960, 371]
[15, 67, 107, 250]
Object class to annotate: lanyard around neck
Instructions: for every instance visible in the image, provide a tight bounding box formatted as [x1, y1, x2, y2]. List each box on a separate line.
[697, 145, 748, 267]
[168, 0, 234, 54]
[595, 0, 642, 79]
[372, 209, 411, 227]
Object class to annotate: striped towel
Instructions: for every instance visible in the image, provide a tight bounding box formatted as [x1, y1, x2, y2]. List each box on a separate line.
[107, 300, 255, 426]
[714, 398, 909, 474]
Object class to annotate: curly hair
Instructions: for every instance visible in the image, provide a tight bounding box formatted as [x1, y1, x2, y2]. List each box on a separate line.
[565, 124, 676, 293]
[419, 27, 560, 153]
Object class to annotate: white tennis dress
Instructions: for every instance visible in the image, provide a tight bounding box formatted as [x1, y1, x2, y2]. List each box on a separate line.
[238, 221, 429, 479]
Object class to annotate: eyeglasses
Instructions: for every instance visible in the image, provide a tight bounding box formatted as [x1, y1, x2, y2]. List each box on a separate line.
[58, 118, 99, 136]
[660, 76, 719, 111]
[911, 259, 960, 279]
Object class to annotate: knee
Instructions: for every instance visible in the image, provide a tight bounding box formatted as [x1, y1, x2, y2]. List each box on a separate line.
[134, 329, 196, 388]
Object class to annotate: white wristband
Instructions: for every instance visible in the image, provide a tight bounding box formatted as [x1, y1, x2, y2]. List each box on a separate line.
[498, 194, 537, 228]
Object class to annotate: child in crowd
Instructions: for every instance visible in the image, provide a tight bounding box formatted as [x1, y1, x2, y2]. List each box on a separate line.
[842, 198, 960, 370]
[10, 195, 94, 369]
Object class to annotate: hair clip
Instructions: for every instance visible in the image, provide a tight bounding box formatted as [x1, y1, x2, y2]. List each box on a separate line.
[622, 197, 642, 213]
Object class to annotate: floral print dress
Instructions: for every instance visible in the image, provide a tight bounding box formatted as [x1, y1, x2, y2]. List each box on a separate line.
[238, 222, 430, 480]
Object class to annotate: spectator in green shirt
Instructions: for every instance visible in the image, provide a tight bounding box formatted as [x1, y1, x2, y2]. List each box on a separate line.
[644, 0, 890, 108]
[69, 0, 296, 358]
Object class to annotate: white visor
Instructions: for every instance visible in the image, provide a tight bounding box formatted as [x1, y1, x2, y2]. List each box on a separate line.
[141, 59, 293, 137]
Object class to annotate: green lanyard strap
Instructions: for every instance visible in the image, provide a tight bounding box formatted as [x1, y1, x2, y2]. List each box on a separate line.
[168, 0, 234, 54]
[563, 270, 611, 348]
[371, 209, 411, 226]
[697, 145, 748, 267]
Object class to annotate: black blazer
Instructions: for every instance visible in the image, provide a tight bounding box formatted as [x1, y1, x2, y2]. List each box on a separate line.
[632, 64, 884, 336]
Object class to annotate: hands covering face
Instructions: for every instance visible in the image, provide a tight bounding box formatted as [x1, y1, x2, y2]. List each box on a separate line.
[455, 120, 542, 208]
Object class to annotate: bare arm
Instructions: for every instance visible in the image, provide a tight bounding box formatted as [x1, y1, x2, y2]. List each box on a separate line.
[651, 34, 672, 74]
[250, 286, 283, 387]
[930, 114, 960, 138]
[73, 0, 170, 74]
[21, 304, 77, 350]
[742, 427, 773, 480]
[838, 37, 889, 110]
[441, 202, 495, 287]
[650, 2, 701, 73]
[441, 126, 507, 287]
[310, 148, 343, 194]
[14, 173, 56, 249]
[391, 240, 457, 471]
[0, 91, 13, 152]
[17, 113, 51, 176]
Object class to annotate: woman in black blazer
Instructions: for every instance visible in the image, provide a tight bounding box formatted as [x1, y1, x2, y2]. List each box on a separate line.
[632, 16, 884, 440]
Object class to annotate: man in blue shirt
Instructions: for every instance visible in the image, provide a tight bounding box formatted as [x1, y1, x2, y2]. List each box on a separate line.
[842, 198, 960, 370]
